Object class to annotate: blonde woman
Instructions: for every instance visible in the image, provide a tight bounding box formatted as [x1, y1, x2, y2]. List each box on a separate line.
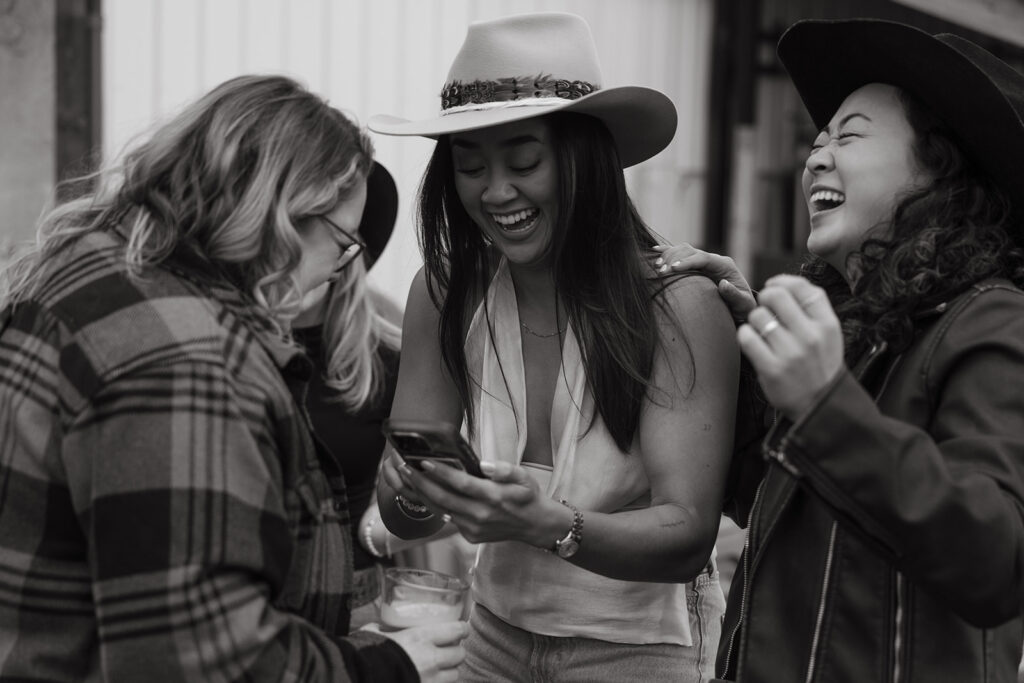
[0, 75, 464, 683]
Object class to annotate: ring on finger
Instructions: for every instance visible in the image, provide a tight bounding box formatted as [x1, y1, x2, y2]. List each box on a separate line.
[760, 318, 782, 337]
[441, 513, 453, 524]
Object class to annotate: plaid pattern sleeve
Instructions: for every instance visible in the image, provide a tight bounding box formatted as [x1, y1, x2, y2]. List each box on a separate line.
[0, 234, 417, 682]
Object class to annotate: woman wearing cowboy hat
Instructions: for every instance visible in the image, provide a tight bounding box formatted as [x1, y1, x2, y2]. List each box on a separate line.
[371, 11, 740, 682]
[661, 18, 1024, 682]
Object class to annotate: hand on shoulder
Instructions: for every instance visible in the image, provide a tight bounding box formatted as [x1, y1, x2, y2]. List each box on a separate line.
[652, 243, 756, 323]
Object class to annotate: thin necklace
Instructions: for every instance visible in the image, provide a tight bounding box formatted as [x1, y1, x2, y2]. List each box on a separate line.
[520, 320, 566, 338]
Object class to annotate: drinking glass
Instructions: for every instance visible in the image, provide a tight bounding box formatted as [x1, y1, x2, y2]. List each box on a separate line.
[379, 567, 469, 630]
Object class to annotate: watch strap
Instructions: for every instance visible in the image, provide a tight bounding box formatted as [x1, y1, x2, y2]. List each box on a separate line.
[554, 499, 583, 555]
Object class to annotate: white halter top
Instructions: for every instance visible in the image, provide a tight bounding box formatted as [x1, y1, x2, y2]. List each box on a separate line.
[465, 259, 693, 645]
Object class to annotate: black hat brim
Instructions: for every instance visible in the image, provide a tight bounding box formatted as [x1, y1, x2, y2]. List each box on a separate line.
[778, 19, 1024, 233]
[358, 161, 398, 268]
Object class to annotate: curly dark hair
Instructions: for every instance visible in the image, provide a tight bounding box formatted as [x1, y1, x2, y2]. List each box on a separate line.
[802, 88, 1024, 362]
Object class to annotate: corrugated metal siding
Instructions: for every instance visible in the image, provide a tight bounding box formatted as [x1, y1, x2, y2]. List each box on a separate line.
[103, 0, 712, 303]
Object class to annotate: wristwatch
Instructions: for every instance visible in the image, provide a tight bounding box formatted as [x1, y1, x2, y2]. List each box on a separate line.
[554, 499, 583, 558]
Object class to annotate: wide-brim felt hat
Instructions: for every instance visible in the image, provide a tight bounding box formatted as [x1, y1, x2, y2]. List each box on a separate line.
[368, 12, 678, 168]
[358, 160, 398, 269]
[777, 18, 1024, 234]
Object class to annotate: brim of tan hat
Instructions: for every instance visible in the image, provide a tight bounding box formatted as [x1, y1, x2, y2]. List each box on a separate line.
[778, 18, 1024, 233]
[368, 85, 677, 168]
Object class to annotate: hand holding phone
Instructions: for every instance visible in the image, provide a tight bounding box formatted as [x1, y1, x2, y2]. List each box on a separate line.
[382, 418, 485, 478]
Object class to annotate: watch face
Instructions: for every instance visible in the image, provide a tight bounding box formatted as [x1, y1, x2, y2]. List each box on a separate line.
[557, 538, 580, 558]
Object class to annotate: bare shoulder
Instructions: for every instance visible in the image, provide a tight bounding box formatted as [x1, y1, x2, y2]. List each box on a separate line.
[403, 266, 442, 334]
[404, 257, 497, 332]
[653, 273, 733, 332]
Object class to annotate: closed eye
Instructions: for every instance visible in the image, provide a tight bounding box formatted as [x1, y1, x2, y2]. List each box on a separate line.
[455, 167, 484, 177]
[511, 161, 540, 173]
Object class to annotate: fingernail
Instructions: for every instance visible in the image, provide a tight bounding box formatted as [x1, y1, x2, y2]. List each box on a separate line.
[420, 460, 436, 472]
[671, 261, 681, 268]
[480, 461, 496, 476]
[655, 257, 664, 266]
[658, 264, 668, 273]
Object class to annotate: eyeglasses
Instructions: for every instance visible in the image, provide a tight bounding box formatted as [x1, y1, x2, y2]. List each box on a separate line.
[320, 214, 366, 263]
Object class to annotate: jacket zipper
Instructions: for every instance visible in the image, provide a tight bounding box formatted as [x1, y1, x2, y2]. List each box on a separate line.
[721, 474, 768, 677]
[892, 572, 905, 683]
[805, 521, 838, 683]
[764, 443, 801, 478]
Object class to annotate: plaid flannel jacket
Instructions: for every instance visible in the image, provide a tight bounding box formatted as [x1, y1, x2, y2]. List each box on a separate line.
[0, 231, 416, 682]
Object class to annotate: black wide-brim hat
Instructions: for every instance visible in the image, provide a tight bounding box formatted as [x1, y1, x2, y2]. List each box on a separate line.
[777, 18, 1024, 236]
[359, 161, 398, 268]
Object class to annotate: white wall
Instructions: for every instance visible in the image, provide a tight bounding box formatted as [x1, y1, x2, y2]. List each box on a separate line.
[103, 0, 713, 306]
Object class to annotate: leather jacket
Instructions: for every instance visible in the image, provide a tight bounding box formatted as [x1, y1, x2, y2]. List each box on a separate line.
[718, 279, 1024, 683]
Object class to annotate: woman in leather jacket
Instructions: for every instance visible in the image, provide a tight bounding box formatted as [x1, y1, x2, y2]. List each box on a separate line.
[660, 18, 1024, 683]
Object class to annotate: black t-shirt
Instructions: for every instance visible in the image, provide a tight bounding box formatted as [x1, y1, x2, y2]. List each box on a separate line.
[293, 324, 399, 570]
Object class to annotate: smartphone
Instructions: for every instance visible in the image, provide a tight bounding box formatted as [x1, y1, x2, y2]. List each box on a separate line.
[382, 418, 485, 478]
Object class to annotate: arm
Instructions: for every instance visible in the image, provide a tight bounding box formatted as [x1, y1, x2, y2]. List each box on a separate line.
[68, 360, 425, 682]
[778, 288, 1024, 628]
[652, 244, 770, 524]
[396, 275, 740, 583]
[747, 276, 1024, 627]
[572, 275, 740, 581]
[378, 267, 465, 539]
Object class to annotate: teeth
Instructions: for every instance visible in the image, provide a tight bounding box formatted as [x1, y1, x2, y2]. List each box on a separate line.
[810, 190, 846, 205]
[490, 208, 539, 229]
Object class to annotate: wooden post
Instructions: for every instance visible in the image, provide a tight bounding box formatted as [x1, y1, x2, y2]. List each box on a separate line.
[0, 0, 99, 253]
[0, 0, 56, 249]
[56, 0, 101, 191]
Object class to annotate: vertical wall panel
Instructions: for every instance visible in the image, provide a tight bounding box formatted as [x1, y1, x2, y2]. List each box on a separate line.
[286, 1, 328, 91]
[102, 0, 713, 305]
[201, 0, 245, 91]
[241, 0, 286, 74]
[155, 0, 202, 115]
[327, 0, 365, 107]
[102, 0, 157, 158]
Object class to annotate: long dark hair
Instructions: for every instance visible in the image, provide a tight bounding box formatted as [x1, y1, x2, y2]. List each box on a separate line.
[802, 88, 1024, 361]
[418, 112, 672, 451]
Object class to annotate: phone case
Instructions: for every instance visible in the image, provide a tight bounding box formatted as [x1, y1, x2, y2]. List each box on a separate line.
[382, 418, 484, 477]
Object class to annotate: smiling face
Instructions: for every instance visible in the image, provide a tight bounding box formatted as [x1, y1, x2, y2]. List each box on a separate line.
[801, 83, 933, 279]
[450, 118, 560, 270]
[295, 178, 368, 298]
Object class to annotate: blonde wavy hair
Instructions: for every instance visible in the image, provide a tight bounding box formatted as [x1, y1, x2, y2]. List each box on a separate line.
[1, 74, 373, 330]
[318, 258, 402, 410]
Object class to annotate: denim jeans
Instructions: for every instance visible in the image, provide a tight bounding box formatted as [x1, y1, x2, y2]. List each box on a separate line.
[458, 566, 725, 682]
